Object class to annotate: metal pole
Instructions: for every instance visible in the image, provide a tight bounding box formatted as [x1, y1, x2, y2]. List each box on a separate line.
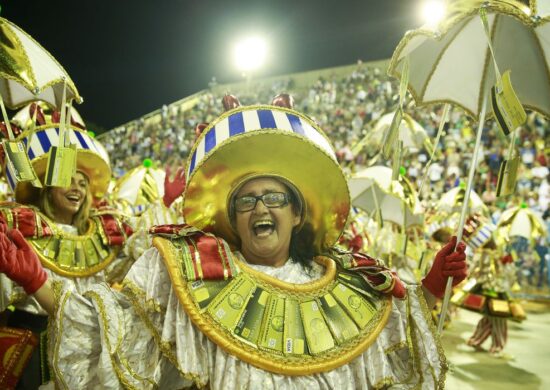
[437, 89, 489, 334]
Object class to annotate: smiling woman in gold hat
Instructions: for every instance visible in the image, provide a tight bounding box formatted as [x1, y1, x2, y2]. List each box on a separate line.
[0, 103, 134, 388]
[0, 96, 467, 389]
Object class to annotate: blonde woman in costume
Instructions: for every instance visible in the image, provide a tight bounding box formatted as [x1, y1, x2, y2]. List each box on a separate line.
[0, 97, 467, 389]
[0, 104, 134, 388]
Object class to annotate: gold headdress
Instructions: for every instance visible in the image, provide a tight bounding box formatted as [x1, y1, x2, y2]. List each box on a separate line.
[183, 98, 350, 252]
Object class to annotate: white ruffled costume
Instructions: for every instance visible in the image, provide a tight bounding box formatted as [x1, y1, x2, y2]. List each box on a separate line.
[48, 246, 446, 389]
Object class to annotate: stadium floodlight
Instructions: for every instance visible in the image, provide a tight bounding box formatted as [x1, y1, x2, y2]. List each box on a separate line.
[233, 36, 267, 73]
[421, 1, 446, 27]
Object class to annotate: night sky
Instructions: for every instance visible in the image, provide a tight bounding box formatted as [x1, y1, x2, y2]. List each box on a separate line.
[2, 0, 422, 130]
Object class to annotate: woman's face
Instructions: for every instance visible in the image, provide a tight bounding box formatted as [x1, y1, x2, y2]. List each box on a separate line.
[49, 172, 89, 224]
[234, 177, 301, 267]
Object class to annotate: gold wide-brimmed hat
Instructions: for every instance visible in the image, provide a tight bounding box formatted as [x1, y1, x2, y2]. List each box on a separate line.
[183, 104, 350, 252]
[4, 104, 111, 204]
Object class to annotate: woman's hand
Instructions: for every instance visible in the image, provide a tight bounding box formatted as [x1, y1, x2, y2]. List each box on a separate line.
[163, 166, 186, 208]
[0, 228, 47, 295]
[422, 236, 467, 300]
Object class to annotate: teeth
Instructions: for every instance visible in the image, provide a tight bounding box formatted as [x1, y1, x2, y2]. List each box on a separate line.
[252, 219, 275, 237]
[253, 220, 274, 228]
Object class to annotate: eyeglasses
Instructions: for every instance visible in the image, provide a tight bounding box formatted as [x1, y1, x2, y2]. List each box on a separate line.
[234, 192, 290, 212]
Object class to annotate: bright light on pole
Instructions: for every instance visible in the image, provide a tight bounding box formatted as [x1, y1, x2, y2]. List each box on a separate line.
[233, 37, 267, 73]
[421, 1, 446, 27]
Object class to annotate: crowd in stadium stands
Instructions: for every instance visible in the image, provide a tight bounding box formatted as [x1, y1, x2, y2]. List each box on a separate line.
[99, 62, 550, 290]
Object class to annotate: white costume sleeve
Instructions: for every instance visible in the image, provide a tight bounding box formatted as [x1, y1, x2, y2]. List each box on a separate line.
[0, 274, 25, 312]
[124, 201, 183, 261]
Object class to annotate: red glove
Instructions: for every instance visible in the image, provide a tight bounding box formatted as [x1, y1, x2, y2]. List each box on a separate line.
[0, 229, 47, 294]
[422, 236, 467, 299]
[0, 216, 7, 233]
[348, 234, 364, 253]
[163, 166, 186, 208]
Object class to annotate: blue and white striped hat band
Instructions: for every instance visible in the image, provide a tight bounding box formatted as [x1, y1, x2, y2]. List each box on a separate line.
[8, 125, 111, 203]
[187, 105, 335, 179]
[464, 223, 496, 251]
[183, 105, 350, 253]
[21, 126, 110, 165]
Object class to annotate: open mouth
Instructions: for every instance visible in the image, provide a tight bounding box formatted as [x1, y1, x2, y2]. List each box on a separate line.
[252, 220, 276, 237]
[66, 193, 82, 205]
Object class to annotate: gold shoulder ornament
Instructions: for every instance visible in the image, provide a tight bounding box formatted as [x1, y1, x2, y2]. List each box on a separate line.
[153, 236, 392, 376]
[29, 212, 120, 277]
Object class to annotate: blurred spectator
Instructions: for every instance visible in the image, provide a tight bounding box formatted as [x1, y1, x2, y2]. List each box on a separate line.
[520, 140, 536, 167]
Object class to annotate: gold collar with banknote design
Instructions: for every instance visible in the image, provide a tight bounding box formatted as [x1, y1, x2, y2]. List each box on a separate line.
[154, 236, 392, 376]
[29, 216, 120, 277]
